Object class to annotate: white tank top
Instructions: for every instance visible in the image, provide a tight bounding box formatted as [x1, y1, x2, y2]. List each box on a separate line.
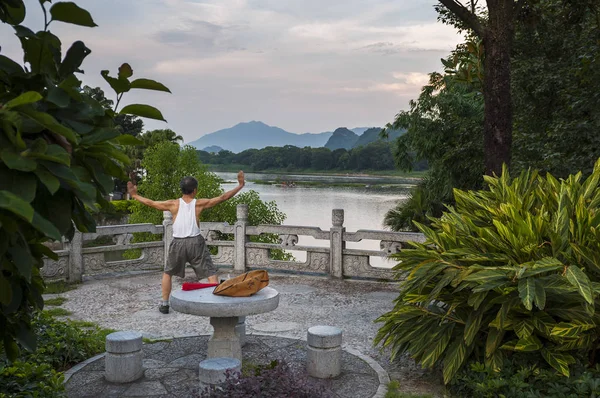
[172, 198, 202, 238]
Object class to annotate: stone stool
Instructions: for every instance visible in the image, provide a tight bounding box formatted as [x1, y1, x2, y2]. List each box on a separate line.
[198, 357, 241, 392]
[235, 316, 246, 347]
[307, 325, 342, 378]
[105, 331, 143, 383]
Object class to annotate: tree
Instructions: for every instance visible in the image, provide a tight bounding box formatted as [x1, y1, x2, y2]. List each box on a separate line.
[383, 62, 484, 230]
[0, 0, 170, 359]
[511, 0, 600, 177]
[129, 142, 288, 256]
[436, 0, 525, 175]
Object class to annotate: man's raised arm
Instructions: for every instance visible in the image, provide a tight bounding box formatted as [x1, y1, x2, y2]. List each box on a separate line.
[127, 181, 175, 211]
[197, 170, 245, 210]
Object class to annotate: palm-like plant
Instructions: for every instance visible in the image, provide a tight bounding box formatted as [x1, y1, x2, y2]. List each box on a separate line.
[376, 159, 600, 383]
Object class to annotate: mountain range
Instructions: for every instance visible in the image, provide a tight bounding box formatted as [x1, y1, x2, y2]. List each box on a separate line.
[189, 121, 384, 153]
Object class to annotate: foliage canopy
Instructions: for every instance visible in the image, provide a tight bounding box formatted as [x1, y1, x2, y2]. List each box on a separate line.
[0, 0, 169, 359]
[376, 160, 600, 383]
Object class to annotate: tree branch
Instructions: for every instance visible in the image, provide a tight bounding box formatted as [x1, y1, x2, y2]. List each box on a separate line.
[438, 0, 485, 37]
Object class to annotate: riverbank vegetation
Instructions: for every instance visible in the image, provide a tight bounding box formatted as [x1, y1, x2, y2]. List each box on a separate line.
[198, 141, 428, 174]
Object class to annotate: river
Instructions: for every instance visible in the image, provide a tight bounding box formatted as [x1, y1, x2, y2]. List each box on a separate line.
[216, 172, 414, 267]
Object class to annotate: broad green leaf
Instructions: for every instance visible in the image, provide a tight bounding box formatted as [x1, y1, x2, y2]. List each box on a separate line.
[0, 54, 24, 74]
[59, 41, 91, 77]
[0, 0, 25, 25]
[463, 269, 508, 283]
[421, 325, 453, 368]
[3, 91, 43, 109]
[485, 327, 505, 358]
[26, 144, 71, 166]
[3, 338, 19, 362]
[485, 350, 503, 372]
[120, 104, 166, 121]
[533, 312, 556, 337]
[118, 63, 133, 79]
[47, 86, 70, 107]
[130, 78, 171, 93]
[464, 310, 483, 345]
[565, 265, 594, 304]
[15, 322, 36, 352]
[34, 169, 60, 195]
[114, 134, 144, 146]
[518, 278, 535, 311]
[505, 335, 542, 352]
[0, 168, 36, 202]
[514, 318, 535, 340]
[0, 190, 34, 221]
[550, 321, 595, 339]
[19, 108, 78, 143]
[0, 148, 36, 171]
[534, 279, 546, 310]
[443, 339, 467, 384]
[101, 70, 130, 95]
[8, 245, 34, 281]
[541, 349, 574, 377]
[50, 2, 97, 27]
[32, 211, 62, 241]
[81, 128, 120, 145]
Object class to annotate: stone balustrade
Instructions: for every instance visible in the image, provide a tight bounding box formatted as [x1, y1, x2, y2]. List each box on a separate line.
[41, 205, 425, 283]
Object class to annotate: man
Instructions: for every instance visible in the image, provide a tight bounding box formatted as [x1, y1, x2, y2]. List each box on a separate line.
[127, 171, 245, 314]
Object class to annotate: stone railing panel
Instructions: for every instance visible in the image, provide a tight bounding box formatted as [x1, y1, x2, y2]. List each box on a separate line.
[246, 225, 330, 240]
[342, 255, 395, 280]
[343, 229, 426, 244]
[246, 246, 330, 274]
[41, 250, 69, 282]
[41, 206, 425, 282]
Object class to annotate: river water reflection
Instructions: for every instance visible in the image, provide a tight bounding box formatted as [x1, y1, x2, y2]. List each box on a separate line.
[217, 172, 414, 268]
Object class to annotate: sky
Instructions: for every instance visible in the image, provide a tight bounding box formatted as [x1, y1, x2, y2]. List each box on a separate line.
[0, 0, 463, 143]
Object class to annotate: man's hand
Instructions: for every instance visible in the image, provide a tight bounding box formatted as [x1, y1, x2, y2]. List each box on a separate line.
[237, 170, 245, 187]
[127, 181, 138, 198]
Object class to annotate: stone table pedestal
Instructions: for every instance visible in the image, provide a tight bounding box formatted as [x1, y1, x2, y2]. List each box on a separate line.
[170, 286, 279, 361]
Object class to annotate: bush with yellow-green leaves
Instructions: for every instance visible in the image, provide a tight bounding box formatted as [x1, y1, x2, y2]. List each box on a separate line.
[376, 159, 600, 384]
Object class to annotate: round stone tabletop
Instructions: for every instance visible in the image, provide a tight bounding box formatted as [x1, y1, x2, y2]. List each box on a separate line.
[170, 286, 279, 317]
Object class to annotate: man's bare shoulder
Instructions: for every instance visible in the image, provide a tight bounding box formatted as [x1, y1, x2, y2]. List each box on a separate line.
[194, 198, 210, 207]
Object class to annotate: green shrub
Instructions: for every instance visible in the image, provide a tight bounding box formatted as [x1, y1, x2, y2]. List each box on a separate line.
[27, 312, 114, 371]
[0, 312, 112, 397]
[450, 354, 600, 398]
[110, 200, 135, 214]
[376, 160, 600, 384]
[0, 360, 65, 398]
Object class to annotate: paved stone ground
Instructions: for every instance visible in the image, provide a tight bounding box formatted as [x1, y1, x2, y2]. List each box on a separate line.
[49, 270, 444, 396]
[65, 335, 379, 397]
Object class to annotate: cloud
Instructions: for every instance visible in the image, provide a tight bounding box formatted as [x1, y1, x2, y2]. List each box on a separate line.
[0, 0, 464, 141]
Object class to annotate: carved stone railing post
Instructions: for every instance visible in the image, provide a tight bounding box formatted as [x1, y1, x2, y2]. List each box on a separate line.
[234, 204, 248, 273]
[163, 211, 173, 269]
[66, 228, 83, 282]
[330, 209, 345, 278]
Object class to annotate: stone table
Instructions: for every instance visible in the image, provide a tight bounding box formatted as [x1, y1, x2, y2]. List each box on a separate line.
[170, 286, 279, 361]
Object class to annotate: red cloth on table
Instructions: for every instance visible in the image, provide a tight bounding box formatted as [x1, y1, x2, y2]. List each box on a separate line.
[181, 282, 219, 291]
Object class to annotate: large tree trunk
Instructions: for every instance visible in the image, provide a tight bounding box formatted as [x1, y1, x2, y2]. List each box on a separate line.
[482, 0, 515, 175]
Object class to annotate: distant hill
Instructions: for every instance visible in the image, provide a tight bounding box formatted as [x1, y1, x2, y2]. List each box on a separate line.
[353, 127, 405, 148]
[350, 127, 373, 136]
[324, 128, 359, 150]
[202, 145, 224, 153]
[188, 121, 331, 153]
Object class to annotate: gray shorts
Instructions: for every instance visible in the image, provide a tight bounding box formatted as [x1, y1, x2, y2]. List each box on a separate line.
[166, 235, 218, 279]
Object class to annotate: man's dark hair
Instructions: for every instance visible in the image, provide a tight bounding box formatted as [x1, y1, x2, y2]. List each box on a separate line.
[180, 176, 198, 195]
